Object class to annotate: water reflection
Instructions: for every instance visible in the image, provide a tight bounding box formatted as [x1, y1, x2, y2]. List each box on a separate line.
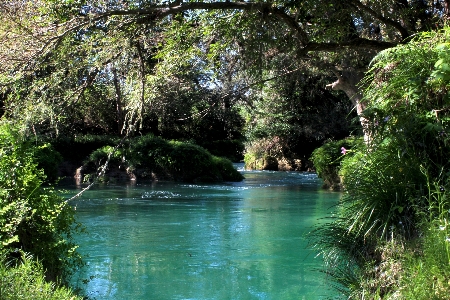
[68, 169, 339, 299]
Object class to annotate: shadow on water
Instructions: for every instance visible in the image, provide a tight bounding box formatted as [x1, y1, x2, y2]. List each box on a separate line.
[65, 164, 341, 300]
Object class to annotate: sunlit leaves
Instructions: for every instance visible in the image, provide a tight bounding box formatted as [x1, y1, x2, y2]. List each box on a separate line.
[0, 123, 82, 281]
[0, 0, 448, 137]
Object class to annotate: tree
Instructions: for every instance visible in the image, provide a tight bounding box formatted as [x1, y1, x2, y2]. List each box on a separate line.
[243, 68, 357, 169]
[0, 1, 448, 135]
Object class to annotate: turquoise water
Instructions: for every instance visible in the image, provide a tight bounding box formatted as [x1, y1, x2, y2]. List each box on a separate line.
[68, 167, 340, 299]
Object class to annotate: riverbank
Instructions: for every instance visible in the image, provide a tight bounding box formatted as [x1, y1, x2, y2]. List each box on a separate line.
[309, 28, 450, 298]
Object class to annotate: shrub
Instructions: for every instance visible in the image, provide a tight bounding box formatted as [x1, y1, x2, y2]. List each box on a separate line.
[211, 156, 244, 182]
[86, 145, 124, 166]
[310, 137, 362, 190]
[339, 141, 426, 241]
[166, 141, 213, 181]
[128, 134, 172, 171]
[32, 143, 63, 183]
[0, 123, 82, 282]
[85, 134, 244, 182]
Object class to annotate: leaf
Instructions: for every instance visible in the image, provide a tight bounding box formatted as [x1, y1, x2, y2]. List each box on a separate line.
[435, 58, 444, 68]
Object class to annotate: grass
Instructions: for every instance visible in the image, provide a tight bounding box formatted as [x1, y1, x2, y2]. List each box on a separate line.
[0, 252, 83, 300]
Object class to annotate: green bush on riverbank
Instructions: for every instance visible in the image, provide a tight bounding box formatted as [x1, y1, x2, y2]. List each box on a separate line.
[310, 27, 450, 298]
[82, 134, 244, 182]
[310, 137, 362, 190]
[0, 123, 83, 297]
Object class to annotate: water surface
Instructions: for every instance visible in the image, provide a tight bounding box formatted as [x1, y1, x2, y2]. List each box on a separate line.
[68, 167, 339, 299]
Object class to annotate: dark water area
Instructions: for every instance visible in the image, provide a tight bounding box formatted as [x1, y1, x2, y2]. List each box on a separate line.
[65, 165, 340, 299]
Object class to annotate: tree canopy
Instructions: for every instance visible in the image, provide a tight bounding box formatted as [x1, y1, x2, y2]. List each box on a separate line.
[1, 1, 448, 135]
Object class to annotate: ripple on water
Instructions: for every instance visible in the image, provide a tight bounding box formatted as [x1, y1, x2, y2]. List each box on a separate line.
[141, 191, 182, 199]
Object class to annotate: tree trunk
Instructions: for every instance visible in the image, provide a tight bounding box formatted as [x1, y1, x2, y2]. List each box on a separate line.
[326, 71, 365, 114]
[112, 66, 124, 135]
[326, 69, 370, 141]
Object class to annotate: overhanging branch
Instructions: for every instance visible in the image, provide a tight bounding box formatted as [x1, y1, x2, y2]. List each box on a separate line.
[96, 2, 310, 45]
[305, 38, 396, 53]
[348, 0, 410, 40]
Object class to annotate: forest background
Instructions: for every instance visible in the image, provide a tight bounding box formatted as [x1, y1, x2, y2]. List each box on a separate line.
[1, 0, 450, 299]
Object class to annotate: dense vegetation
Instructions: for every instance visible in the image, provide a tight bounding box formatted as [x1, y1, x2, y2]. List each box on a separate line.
[1, 0, 450, 298]
[310, 27, 450, 298]
[1, 0, 443, 149]
[0, 252, 82, 300]
[0, 123, 83, 298]
[80, 134, 244, 182]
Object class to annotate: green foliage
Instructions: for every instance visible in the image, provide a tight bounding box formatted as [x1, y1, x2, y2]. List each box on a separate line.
[0, 252, 83, 300]
[339, 140, 426, 240]
[87, 145, 124, 166]
[1, 0, 428, 146]
[391, 172, 450, 299]
[310, 137, 362, 190]
[165, 141, 213, 181]
[398, 224, 450, 299]
[311, 27, 450, 298]
[32, 143, 63, 183]
[127, 134, 173, 172]
[135, 136, 243, 182]
[211, 156, 244, 182]
[0, 123, 82, 282]
[244, 72, 357, 163]
[83, 134, 244, 182]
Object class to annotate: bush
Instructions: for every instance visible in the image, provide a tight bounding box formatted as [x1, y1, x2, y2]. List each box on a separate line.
[84, 134, 244, 182]
[166, 141, 213, 181]
[310, 137, 362, 190]
[86, 145, 124, 166]
[128, 134, 172, 171]
[339, 140, 427, 240]
[212, 156, 244, 182]
[0, 123, 82, 282]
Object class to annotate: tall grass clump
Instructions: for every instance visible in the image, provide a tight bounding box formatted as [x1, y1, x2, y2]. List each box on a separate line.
[310, 27, 450, 298]
[0, 252, 83, 300]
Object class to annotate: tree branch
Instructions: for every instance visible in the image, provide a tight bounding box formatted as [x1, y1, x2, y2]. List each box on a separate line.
[91, 2, 310, 45]
[305, 38, 396, 52]
[348, 0, 411, 40]
[91, 2, 396, 53]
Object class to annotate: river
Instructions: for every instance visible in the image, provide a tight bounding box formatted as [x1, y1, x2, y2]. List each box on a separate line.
[67, 165, 340, 299]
